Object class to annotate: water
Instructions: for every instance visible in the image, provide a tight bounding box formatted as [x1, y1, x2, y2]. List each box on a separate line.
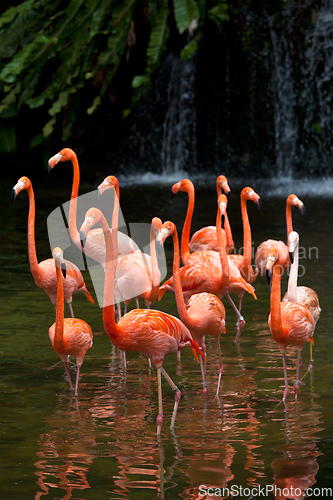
[1, 174, 332, 499]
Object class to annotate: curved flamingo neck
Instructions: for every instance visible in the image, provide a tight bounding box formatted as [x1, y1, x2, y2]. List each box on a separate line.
[148, 223, 160, 300]
[286, 200, 294, 239]
[100, 212, 122, 341]
[172, 227, 196, 328]
[241, 194, 252, 270]
[180, 182, 195, 264]
[270, 260, 284, 341]
[111, 181, 120, 258]
[54, 264, 65, 352]
[287, 241, 299, 302]
[216, 207, 230, 290]
[26, 183, 41, 279]
[68, 151, 80, 244]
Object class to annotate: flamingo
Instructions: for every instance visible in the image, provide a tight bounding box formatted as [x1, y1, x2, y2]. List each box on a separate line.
[49, 247, 93, 395]
[255, 194, 305, 276]
[79, 207, 205, 435]
[159, 195, 257, 341]
[11, 176, 94, 318]
[98, 176, 163, 314]
[189, 175, 234, 254]
[266, 247, 315, 402]
[282, 231, 321, 369]
[158, 220, 226, 397]
[172, 179, 234, 267]
[48, 149, 139, 267]
[227, 187, 261, 316]
[115, 217, 163, 315]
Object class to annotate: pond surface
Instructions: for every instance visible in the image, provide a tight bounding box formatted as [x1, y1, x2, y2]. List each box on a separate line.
[0, 173, 332, 500]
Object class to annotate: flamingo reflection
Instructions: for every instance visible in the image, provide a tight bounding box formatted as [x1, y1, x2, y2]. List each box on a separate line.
[34, 398, 96, 500]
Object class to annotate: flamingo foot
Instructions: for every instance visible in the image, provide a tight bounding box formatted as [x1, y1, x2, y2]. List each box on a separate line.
[202, 382, 207, 398]
[282, 385, 289, 403]
[170, 388, 181, 429]
[157, 413, 163, 436]
[235, 316, 245, 342]
[294, 379, 301, 402]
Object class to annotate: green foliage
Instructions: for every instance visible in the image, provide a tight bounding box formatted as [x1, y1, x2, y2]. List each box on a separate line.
[0, 0, 230, 143]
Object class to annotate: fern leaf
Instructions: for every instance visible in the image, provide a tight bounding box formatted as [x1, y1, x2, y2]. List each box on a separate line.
[173, 0, 199, 35]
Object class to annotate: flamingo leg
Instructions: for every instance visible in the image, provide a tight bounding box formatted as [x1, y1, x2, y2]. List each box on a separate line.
[135, 298, 140, 309]
[199, 355, 207, 397]
[63, 360, 74, 392]
[74, 365, 81, 396]
[225, 292, 245, 341]
[68, 302, 75, 318]
[279, 347, 289, 402]
[308, 341, 314, 370]
[215, 339, 224, 397]
[161, 366, 181, 430]
[294, 348, 302, 402]
[156, 367, 163, 436]
[122, 350, 127, 370]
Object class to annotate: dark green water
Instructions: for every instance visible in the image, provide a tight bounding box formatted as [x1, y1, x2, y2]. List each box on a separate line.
[1, 174, 332, 499]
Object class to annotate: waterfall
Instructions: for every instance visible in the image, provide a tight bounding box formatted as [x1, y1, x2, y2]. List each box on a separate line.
[268, 1, 333, 177]
[160, 54, 197, 175]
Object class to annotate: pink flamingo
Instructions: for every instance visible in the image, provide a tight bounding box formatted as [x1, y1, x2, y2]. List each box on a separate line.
[189, 175, 234, 254]
[159, 195, 257, 341]
[172, 179, 234, 266]
[266, 247, 315, 402]
[49, 247, 93, 395]
[255, 194, 305, 276]
[79, 207, 205, 435]
[158, 220, 226, 397]
[282, 231, 320, 369]
[48, 149, 139, 268]
[12, 176, 94, 318]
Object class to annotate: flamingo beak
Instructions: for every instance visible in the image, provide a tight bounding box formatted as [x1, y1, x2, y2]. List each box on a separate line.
[289, 251, 294, 264]
[256, 197, 262, 210]
[80, 230, 87, 248]
[61, 262, 67, 278]
[300, 204, 305, 216]
[11, 188, 17, 204]
[221, 213, 225, 229]
[265, 268, 272, 285]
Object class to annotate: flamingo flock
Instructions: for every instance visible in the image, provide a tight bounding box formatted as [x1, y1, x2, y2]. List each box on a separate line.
[12, 147, 321, 433]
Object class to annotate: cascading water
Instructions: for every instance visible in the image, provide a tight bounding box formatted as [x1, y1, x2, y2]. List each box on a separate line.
[268, 1, 333, 177]
[160, 54, 197, 175]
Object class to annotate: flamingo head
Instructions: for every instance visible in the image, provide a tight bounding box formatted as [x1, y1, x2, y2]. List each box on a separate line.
[265, 247, 279, 285]
[12, 176, 31, 203]
[97, 175, 119, 198]
[157, 221, 176, 245]
[217, 194, 228, 229]
[48, 148, 76, 173]
[171, 178, 194, 198]
[287, 194, 305, 215]
[52, 247, 67, 278]
[242, 187, 261, 210]
[288, 230, 299, 264]
[217, 175, 231, 200]
[79, 207, 102, 247]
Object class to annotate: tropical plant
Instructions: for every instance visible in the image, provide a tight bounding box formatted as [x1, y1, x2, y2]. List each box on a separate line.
[0, 0, 228, 152]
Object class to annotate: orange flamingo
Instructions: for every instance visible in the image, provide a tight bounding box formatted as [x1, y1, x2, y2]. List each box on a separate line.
[189, 175, 234, 254]
[159, 195, 257, 341]
[49, 247, 93, 395]
[266, 247, 315, 402]
[79, 207, 205, 435]
[282, 231, 320, 369]
[172, 179, 234, 266]
[12, 176, 94, 317]
[115, 217, 163, 315]
[158, 220, 226, 397]
[48, 149, 139, 268]
[98, 175, 163, 314]
[227, 187, 261, 316]
[255, 194, 305, 276]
